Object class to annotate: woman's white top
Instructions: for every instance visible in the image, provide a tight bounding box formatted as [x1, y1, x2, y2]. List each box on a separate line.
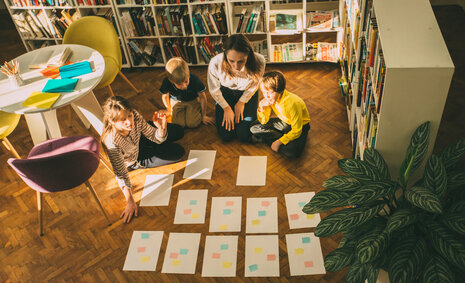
[207, 52, 266, 109]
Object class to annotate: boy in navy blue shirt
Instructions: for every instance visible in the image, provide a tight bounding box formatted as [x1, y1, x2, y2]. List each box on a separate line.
[159, 57, 214, 128]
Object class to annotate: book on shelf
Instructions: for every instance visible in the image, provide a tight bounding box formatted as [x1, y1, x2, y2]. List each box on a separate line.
[163, 38, 197, 64]
[271, 43, 302, 62]
[153, 0, 187, 3]
[305, 42, 338, 63]
[76, 0, 109, 5]
[197, 37, 224, 63]
[250, 40, 268, 60]
[192, 4, 227, 35]
[156, 6, 191, 36]
[233, 5, 265, 34]
[306, 10, 339, 30]
[128, 40, 162, 66]
[8, 0, 74, 7]
[121, 8, 155, 37]
[269, 11, 302, 34]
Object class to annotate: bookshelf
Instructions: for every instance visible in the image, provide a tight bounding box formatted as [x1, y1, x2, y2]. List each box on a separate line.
[5, 0, 342, 67]
[339, 0, 454, 178]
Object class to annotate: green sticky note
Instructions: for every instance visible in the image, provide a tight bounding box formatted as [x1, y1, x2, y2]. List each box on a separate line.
[223, 209, 231, 215]
[249, 264, 258, 272]
[298, 202, 307, 207]
[220, 244, 228, 250]
[302, 237, 311, 244]
[189, 200, 197, 205]
[141, 233, 149, 239]
[258, 210, 266, 216]
[180, 248, 188, 255]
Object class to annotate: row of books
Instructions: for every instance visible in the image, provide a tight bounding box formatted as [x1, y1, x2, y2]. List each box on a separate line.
[120, 8, 156, 37]
[271, 43, 303, 62]
[127, 40, 164, 66]
[12, 9, 80, 39]
[156, 6, 192, 36]
[192, 5, 228, 35]
[306, 10, 339, 30]
[76, 0, 110, 5]
[250, 40, 268, 60]
[153, 0, 187, 4]
[233, 5, 266, 34]
[198, 37, 224, 62]
[163, 38, 198, 64]
[7, 0, 74, 7]
[305, 42, 338, 62]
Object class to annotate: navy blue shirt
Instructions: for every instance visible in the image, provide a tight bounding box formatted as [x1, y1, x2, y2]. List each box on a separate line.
[159, 74, 206, 102]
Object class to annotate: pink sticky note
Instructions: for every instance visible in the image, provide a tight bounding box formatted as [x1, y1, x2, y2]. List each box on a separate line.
[267, 254, 276, 261]
[304, 261, 314, 267]
[225, 201, 234, 206]
[137, 246, 146, 253]
[169, 252, 178, 259]
[290, 214, 299, 220]
[261, 201, 270, 207]
[184, 209, 192, 215]
[212, 253, 221, 259]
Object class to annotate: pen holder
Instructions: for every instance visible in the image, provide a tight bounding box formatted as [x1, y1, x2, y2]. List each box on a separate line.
[8, 73, 23, 89]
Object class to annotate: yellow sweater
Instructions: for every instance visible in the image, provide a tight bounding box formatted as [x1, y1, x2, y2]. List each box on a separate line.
[257, 89, 310, 145]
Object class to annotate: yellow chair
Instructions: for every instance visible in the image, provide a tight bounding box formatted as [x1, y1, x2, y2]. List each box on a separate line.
[0, 111, 21, 159]
[62, 16, 141, 96]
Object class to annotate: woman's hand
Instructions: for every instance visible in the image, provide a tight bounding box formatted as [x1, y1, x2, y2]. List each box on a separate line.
[222, 106, 235, 131]
[202, 115, 215, 125]
[234, 101, 245, 123]
[121, 191, 138, 223]
[153, 111, 167, 137]
[258, 98, 271, 112]
[271, 139, 283, 152]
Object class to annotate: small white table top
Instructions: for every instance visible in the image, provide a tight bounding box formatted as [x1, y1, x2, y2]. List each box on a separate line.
[0, 44, 105, 114]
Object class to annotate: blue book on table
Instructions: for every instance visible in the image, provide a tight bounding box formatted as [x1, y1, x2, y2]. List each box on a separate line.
[42, 78, 79, 93]
[59, 61, 92, 79]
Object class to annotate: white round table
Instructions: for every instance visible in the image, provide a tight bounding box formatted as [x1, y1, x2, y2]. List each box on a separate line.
[0, 44, 106, 145]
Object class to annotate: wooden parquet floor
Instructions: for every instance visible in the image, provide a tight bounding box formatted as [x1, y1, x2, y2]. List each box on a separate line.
[1, 5, 464, 282]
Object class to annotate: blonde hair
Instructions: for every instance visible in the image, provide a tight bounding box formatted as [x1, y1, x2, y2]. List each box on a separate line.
[101, 96, 134, 145]
[165, 57, 189, 84]
[261, 71, 286, 94]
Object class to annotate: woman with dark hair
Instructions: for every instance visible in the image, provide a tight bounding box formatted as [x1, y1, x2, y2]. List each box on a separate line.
[207, 34, 266, 142]
[101, 96, 184, 223]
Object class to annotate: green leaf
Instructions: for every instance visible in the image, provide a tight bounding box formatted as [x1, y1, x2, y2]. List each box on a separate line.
[338, 159, 382, 182]
[347, 181, 396, 205]
[448, 200, 465, 213]
[386, 208, 420, 233]
[356, 230, 389, 264]
[424, 155, 448, 199]
[323, 175, 362, 191]
[388, 237, 427, 283]
[442, 213, 465, 235]
[324, 246, 354, 272]
[439, 137, 465, 170]
[448, 170, 465, 189]
[303, 190, 350, 214]
[363, 148, 391, 180]
[343, 217, 386, 240]
[315, 204, 385, 237]
[426, 221, 465, 270]
[399, 122, 430, 186]
[423, 253, 455, 283]
[404, 186, 443, 214]
[346, 261, 369, 283]
[366, 265, 380, 283]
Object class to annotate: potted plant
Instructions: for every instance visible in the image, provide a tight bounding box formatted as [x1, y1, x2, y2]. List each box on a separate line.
[303, 121, 465, 282]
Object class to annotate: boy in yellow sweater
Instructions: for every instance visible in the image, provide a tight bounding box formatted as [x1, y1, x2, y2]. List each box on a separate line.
[250, 71, 310, 158]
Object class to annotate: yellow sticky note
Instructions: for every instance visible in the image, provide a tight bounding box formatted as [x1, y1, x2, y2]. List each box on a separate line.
[22, 91, 61, 109]
[252, 219, 260, 226]
[219, 225, 228, 230]
[192, 213, 200, 219]
[222, 262, 232, 268]
[172, 259, 181, 266]
[254, 247, 263, 254]
[295, 248, 304, 255]
[141, 256, 150, 263]
[307, 214, 315, 219]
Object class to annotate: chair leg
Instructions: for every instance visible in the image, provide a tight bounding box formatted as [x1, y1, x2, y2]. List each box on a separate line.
[85, 180, 111, 225]
[37, 191, 43, 236]
[2, 137, 21, 159]
[99, 153, 114, 175]
[118, 71, 142, 94]
[107, 85, 115, 97]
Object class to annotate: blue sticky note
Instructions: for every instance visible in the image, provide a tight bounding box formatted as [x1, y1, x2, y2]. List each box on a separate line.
[298, 202, 307, 207]
[42, 78, 78, 93]
[141, 233, 150, 239]
[223, 209, 231, 215]
[189, 200, 197, 205]
[302, 237, 311, 244]
[180, 248, 188, 255]
[220, 244, 228, 250]
[249, 264, 258, 272]
[258, 210, 266, 216]
[59, 61, 92, 79]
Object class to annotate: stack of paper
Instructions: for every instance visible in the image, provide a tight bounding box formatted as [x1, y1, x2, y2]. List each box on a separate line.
[59, 61, 92, 79]
[42, 78, 78, 93]
[29, 47, 72, 69]
[22, 91, 61, 109]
